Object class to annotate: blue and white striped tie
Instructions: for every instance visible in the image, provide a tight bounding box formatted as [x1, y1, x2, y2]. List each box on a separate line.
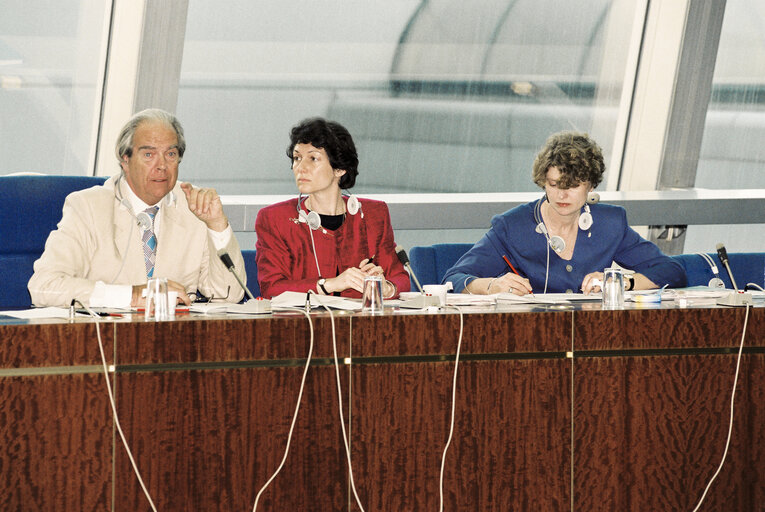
[142, 206, 159, 277]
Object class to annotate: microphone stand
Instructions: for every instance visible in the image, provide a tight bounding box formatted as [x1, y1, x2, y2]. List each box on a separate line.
[395, 245, 441, 309]
[217, 250, 272, 313]
[715, 244, 752, 307]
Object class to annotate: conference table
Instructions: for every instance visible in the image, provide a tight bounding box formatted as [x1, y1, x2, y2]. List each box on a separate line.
[1, 299, 763, 511]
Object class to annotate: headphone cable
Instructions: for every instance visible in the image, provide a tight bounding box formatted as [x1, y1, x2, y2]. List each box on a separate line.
[439, 306, 464, 512]
[320, 301, 367, 511]
[251, 307, 315, 512]
[691, 303, 750, 511]
[78, 301, 157, 511]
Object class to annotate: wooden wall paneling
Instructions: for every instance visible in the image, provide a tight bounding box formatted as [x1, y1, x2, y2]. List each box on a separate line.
[573, 307, 765, 510]
[112, 366, 349, 511]
[112, 315, 353, 511]
[348, 310, 572, 357]
[0, 320, 115, 368]
[0, 374, 113, 510]
[684, 353, 765, 511]
[350, 359, 571, 511]
[348, 311, 572, 511]
[0, 321, 115, 510]
[574, 307, 762, 351]
[116, 314, 352, 364]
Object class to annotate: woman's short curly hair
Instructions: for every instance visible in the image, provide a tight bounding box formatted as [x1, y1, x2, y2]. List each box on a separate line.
[531, 131, 605, 189]
[286, 117, 359, 189]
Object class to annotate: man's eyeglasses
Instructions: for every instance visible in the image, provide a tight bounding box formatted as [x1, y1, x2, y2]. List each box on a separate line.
[189, 286, 230, 304]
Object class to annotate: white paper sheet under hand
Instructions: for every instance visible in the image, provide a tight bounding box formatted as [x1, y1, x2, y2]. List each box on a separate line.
[270, 291, 362, 311]
[496, 292, 601, 304]
[445, 294, 497, 306]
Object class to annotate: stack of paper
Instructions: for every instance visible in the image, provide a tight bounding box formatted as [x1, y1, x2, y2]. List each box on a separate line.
[445, 294, 497, 306]
[496, 292, 600, 304]
[270, 291, 362, 311]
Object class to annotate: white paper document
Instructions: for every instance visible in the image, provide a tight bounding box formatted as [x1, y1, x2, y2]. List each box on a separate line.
[0, 307, 77, 319]
[496, 292, 601, 304]
[189, 299, 272, 315]
[270, 291, 362, 311]
[445, 294, 497, 306]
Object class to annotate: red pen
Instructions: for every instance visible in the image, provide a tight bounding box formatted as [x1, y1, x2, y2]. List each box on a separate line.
[502, 255, 521, 276]
[502, 255, 534, 295]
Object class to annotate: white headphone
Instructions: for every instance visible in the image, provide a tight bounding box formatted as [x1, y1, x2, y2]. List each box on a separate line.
[534, 194, 597, 253]
[295, 193, 362, 231]
[124, 200, 153, 230]
[578, 203, 593, 230]
[298, 208, 321, 231]
[114, 173, 174, 230]
[697, 252, 726, 288]
[296, 192, 363, 279]
[535, 221, 566, 253]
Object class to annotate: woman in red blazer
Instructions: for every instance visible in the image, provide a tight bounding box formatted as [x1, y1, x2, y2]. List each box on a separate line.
[255, 118, 410, 299]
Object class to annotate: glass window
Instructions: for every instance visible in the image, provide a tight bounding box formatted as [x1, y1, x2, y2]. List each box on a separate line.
[177, 0, 642, 196]
[0, 2, 111, 176]
[685, 0, 765, 252]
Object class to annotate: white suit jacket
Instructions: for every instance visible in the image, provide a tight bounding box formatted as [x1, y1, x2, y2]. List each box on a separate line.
[28, 175, 246, 306]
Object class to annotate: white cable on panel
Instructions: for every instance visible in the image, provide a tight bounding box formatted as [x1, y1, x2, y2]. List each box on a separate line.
[319, 301, 367, 512]
[252, 308, 315, 512]
[691, 303, 750, 512]
[439, 306, 464, 512]
[79, 303, 158, 511]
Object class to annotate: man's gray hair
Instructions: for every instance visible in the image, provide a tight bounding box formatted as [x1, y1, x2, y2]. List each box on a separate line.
[115, 108, 186, 166]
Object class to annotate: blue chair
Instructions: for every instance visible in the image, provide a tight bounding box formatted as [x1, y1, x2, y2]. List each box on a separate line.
[408, 243, 473, 288]
[0, 175, 107, 309]
[240, 249, 260, 298]
[672, 253, 765, 289]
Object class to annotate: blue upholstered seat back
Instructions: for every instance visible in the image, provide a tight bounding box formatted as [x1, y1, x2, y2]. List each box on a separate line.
[671, 253, 765, 289]
[0, 175, 107, 309]
[240, 249, 260, 298]
[408, 243, 473, 288]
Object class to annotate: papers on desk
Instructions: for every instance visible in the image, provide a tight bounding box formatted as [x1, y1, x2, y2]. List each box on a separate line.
[445, 294, 497, 306]
[433, 291, 602, 307]
[189, 299, 272, 315]
[648, 287, 765, 301]
[270, 291, 362, 311]
[396, 292, 494, 308]
[189, 303, 232, 314]
[496, 292, 601, 304]
[0, 307, 72, 319]
[0, 307, 130, 319]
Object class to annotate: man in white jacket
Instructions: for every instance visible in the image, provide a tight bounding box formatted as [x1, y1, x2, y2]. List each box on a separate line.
[28, 108, 245, 307]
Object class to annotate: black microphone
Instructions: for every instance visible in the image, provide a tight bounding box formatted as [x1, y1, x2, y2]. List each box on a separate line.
[217, 249, 255, 300]
[715, 243, 739, 291]
[395, 245, 424, 293]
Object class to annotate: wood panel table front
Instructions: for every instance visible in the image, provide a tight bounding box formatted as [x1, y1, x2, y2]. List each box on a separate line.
[0, 305, 762, 511]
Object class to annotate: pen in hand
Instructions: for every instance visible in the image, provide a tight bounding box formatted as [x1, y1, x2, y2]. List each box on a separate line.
[502, 255, 520, 276]
[502, 255, 534, 295]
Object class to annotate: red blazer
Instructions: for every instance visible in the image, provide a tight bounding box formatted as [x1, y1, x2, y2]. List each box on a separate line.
[255, 196, 411, 299]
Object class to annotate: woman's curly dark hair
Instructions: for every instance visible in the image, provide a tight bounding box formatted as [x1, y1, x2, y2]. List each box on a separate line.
[286, 117, 359, 189]
[532, 131, 605, 189]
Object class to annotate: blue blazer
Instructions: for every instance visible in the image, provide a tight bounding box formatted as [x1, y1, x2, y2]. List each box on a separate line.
[442, 200, 687, 293]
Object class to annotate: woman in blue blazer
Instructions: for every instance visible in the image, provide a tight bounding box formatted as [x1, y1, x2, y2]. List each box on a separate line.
[443, 131, 687, 295]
